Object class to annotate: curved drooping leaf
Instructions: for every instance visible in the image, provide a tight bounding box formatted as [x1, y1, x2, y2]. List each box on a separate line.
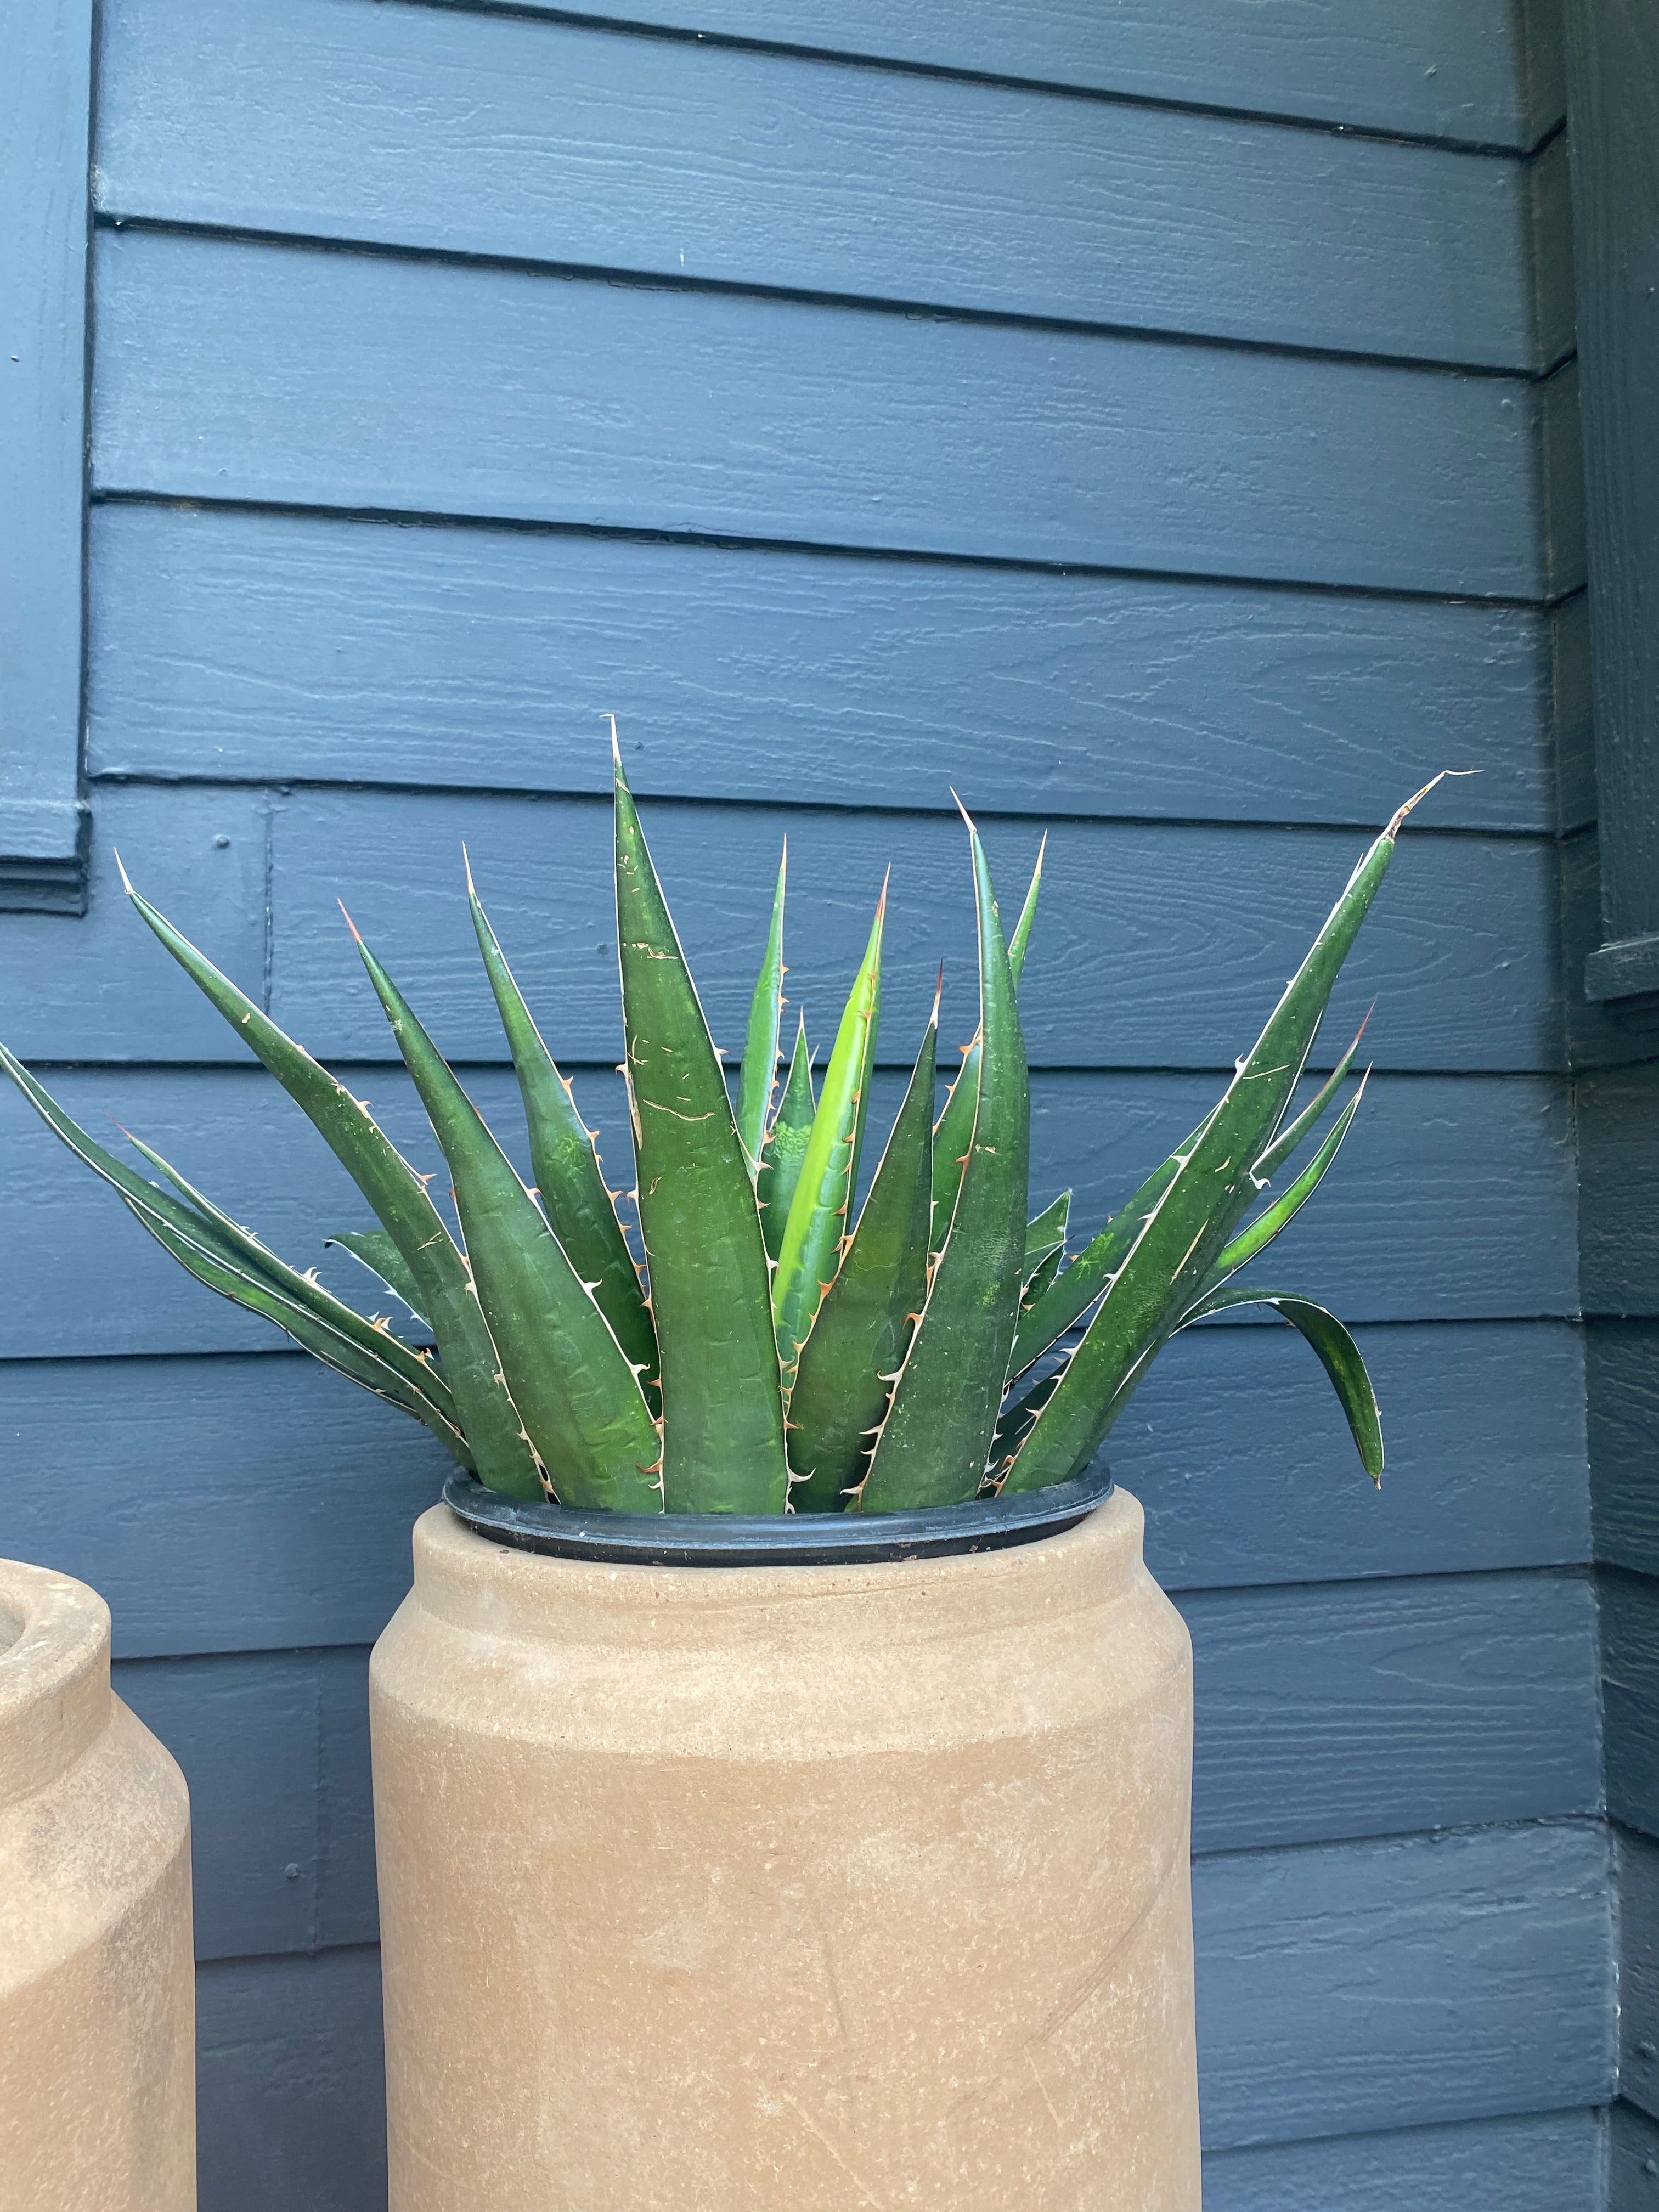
[1203, 1076, 1367, 1292]
[785, 992, 937, 1511]
[467, 858, 659, 1402]
[736, 843, 787, 1175]
[352, 919, 662, 1510]
[326, 1230, 429, 1329]
[613, 747, 789, 1512]
[119, 873, 539, 1496]
[1002, 782, 1439, 1494]
[758, 1015, 815, 1263]
[772, 882, 885, 1390]
[0, 1044, 468, 1460]
[1176, 1284, 1384, 1484]
[930, 835, 1043, 1235]
[857, 812, 1029, 1511]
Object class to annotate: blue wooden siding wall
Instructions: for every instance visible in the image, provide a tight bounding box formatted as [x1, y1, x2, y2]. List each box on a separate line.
[0, 0, 1617, 2204]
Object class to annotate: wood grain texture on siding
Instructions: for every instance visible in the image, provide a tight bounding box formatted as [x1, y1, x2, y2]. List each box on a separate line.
[114, 1649, 374, 1959]
[197, 1948, 385, 2212]
[0, 782, 1560, 1068]
[1604, 1571, 1659, 1839]
[96, 0, 1549, 370]
[107, 1579, 1600, 1963]
[91, 228, 1555, 600]
[0, 1068, 1578, 1359]
[1618, 1824, 1659, 2125]
[1137, 1320, 1589, 1590]
[1589, 1322, 1659, 1577]
[0, 1325, 1587, 1657]
[1202, 2109, 1602, 2212]
[1182, 1571, 1601, 1850]
[1194, 1820, 1613, 2148]
[0, 784, 267, 1063]
[263, 793, 1561, 1071]
[430, 0, 1566, 151]
[88, 503, 1560, 832]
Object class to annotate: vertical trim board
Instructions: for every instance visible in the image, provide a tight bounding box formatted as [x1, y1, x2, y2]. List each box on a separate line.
[0, 0, 91, 911]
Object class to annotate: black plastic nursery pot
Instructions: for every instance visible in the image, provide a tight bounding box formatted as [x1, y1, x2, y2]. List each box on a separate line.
[441, 1453, 1115, 1566]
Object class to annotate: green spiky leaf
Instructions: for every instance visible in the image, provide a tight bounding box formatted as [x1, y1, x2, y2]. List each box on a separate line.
[119, 873, 540, 1496]
[0, 1045, 467, 1460]
[613, 748, 788, 1512]
[352, 917, 662, 1511]
[467, 859, 659, 1404]
[930, 834, 1043, 1235]
[1203, 1077, 1367, 1291]
[857, 812, 1029, 1511]
[772, 881, 885, 1391]
[758, 1015, 815, 1263]
[785, 989, 937, 1512]
[1022, 1190, 1069, 1301]
[1254, 1011, 1370, 1182]
[326, 1230, 430, 1328]
[736, 843, 787, 1175]
[1002, 782, 1438, 1494]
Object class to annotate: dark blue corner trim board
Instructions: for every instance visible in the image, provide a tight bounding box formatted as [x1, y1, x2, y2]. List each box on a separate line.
[0, 0, 91, 914]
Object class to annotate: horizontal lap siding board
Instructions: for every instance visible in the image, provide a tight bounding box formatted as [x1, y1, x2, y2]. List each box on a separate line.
[95, 0, 1556, 370]
[110, 1576, 1600, 1959]
[88, 504, 1563, 832]
[191, 1822, 1612, 2208]
[374, 0, 1566, 151]
[266, 797, 1563, 1070]
[197, 1948, 387, 2212]
[0, 1068, 1577, 1359]
[91, 229, 1565, 600]
[0, 786, 1566, 1068]
[1202, 2112, 1605, 2212]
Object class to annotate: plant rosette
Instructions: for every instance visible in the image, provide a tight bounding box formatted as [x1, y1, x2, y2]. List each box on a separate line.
[2, 743, 1445, 2206]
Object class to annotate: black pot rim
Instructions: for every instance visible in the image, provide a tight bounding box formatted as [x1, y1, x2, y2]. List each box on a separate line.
[442, 1458, 1114, 1568]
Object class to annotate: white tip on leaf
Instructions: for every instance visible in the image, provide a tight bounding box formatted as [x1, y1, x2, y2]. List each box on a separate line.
[112, 848, 136, 898]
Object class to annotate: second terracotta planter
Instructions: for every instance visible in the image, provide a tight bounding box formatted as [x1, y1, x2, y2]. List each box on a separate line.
[371, 1484, 1199, 2210]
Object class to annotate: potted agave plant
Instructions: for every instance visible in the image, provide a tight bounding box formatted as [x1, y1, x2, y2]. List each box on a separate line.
[1, 739, 1434, 2212]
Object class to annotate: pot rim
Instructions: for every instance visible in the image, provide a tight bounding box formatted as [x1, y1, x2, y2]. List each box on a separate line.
[442, 1457, 1114, 1567]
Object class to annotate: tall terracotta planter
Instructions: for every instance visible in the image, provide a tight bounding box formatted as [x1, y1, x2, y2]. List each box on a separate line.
[0, 1558, 195, 2212]
[371, 1485, 1200, 2210]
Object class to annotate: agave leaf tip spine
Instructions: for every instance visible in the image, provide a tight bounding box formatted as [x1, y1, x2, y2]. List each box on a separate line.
[112, 846, 136, 899]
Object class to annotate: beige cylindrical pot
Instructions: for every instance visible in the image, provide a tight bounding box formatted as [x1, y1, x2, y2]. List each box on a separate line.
[373, 1489, 1199, 2211]
[0, 1559, 196, 2212]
